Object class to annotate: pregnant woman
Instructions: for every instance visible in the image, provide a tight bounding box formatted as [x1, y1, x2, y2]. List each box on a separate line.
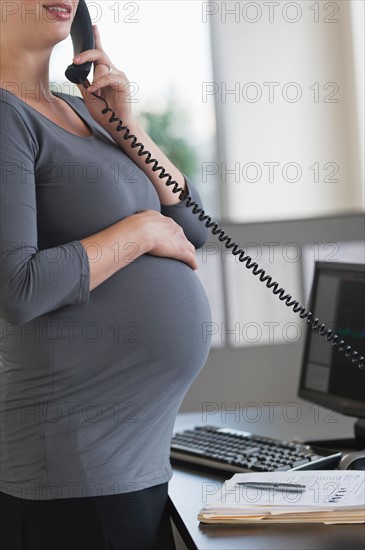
[0, 2, 212, 549]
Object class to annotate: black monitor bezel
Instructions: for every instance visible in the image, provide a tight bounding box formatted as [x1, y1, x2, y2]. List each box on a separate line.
[298, 261, 365, 419]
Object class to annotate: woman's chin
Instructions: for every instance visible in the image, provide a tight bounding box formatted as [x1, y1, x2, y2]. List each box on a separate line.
[46, 26, 72, 47]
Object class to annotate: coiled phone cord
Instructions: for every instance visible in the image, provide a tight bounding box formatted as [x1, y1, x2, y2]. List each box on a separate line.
[88, 89, 364, 370]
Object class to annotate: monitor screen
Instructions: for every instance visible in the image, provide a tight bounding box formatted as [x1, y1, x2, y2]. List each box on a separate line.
[298, 262, 365, 418]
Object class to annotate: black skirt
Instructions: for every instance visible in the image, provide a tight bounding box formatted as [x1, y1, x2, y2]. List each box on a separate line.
[0, 483, 176, 550]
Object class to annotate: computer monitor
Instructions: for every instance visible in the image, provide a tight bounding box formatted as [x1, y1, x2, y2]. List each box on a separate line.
[298, 261, 365, 446]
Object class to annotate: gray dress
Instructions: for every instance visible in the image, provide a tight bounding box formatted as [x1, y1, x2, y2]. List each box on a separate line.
[0, 88, 212, 500]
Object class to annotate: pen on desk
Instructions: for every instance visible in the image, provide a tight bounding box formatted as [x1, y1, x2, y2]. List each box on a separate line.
[237, 482, 306, 492]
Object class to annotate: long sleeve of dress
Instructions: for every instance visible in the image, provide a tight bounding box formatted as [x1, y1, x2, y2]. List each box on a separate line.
[160, 175, 209, 250]
[0, 101, 90, 324]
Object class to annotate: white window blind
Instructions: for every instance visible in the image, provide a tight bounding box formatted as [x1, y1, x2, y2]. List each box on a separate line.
[208, 0, 364, 222]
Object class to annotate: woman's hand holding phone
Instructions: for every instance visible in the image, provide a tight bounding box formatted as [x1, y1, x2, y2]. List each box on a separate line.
[74, 25, 135, 127]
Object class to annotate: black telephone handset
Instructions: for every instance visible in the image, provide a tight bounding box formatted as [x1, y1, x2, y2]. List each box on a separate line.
[65, 0, 94, 84]
[65, 0, 364, 370]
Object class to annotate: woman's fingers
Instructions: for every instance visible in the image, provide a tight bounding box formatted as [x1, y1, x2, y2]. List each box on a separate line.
[189, 253, 198, 270]
[73, 40, 120, 95]
[172, 223, 197, 268]
[73, 48, 111, 66]
[73, 26, 118, 79]
[87, 74, 124, 94]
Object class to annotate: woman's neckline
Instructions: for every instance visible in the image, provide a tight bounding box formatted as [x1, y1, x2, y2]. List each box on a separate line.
[0, 87, 95, 140]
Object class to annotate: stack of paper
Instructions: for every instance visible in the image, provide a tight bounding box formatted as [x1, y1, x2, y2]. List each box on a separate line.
[198, 471, 365, 525]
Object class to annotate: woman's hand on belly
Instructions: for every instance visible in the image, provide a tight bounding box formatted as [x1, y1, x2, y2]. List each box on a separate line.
[132, 209, 198, 271]
[80, 209, 198, 292]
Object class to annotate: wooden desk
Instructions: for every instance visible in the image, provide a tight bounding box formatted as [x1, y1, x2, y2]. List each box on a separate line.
[169, 409, 365, 550]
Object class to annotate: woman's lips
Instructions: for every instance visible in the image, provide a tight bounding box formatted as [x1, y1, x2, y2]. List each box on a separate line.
[43, 3, 72, 21]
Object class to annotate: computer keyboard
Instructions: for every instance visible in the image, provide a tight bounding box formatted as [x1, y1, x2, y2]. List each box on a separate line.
[170, 425, 342, 473]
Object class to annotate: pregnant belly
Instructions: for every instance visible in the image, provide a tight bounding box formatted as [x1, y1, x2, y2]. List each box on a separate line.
[52, 254, 212, 395]
[104, 254, 212, 357]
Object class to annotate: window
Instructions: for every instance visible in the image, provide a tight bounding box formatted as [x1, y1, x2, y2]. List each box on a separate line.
[207, 0, 364, 222]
